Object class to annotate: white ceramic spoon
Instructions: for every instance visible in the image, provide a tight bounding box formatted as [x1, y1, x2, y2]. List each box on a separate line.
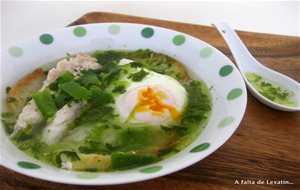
[213, 22, 300, 111]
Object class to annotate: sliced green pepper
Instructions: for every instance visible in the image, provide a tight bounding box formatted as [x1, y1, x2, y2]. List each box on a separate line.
[57, 71, 74, 84]
[58, 81, 91, 99]
[53, 91, 71, 109]
[77, 73, 101, 87]
[90, 87, 114, 105]
[32, 89, 58, 118]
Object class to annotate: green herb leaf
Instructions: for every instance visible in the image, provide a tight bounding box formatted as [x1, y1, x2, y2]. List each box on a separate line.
[112, 85, 126, 94]
[30, 142, 47, 159]
[261, 81, 271, 87]
[160, 125, 188, 136]
[182, 81, 211, 132]
[1, 113, 15, 134]
[128, 69, 149, 82]
[6, 86, 11, 94]
[118, 127, 152, 146]
[93, 50, 124, 66]
[112, 125, 121, 130]
[56, 151, 80, 166]
[15, 131, 34, 142]
[74, 106, 114, 126]
[129, 61, 143, 68]
[105, 68, 122, 86]
[160, 125, 172, 131]
[1, 112, 14, 118]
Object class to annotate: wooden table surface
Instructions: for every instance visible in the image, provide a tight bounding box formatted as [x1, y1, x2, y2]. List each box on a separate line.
[1, 12, 300, 190]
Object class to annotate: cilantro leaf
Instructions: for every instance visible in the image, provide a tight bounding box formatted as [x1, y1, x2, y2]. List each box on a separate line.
[128, 69, 149, 82]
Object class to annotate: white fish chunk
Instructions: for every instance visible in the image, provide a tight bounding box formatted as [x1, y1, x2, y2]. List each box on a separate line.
[11, 54, 100, 136]
[42, 102, 84, 145]
[42, 54, 100, 88]
[10, 100, 43, 137]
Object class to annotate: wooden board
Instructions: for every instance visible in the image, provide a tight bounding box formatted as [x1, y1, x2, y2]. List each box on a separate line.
[1, 12, 299, 190]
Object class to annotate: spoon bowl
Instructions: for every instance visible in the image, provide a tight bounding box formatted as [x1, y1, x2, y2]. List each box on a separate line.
[213, 22, 300, 111]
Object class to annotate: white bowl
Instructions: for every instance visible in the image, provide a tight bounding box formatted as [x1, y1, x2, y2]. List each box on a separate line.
[0, 23, 247, 185]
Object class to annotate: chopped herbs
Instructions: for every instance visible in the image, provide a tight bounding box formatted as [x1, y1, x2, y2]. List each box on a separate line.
[1, 112, 14, 118]
[129, 61, 143, 68]
[93, 50, 125, 65]
[112, 85, 126, 94]
[128, 69, 149, 82]
[56, 151, 80, 166]
[161, 125, 188, 136]
[182, 81, 211, 133]
[112, 125, 121, 130]
[74, 106, 114, 126]
[1, 112, 15, 134]
[15, 131, 34, 142]
[99, 67, 122, 88]
[6, 86, 11, 94]
[246, 73, 297, 107]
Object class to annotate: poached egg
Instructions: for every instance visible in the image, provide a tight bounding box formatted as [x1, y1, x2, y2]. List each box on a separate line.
[116, 65, 187, 126]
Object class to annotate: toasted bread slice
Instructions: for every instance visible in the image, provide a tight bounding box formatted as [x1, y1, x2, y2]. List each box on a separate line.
[5, 68, 46, 114]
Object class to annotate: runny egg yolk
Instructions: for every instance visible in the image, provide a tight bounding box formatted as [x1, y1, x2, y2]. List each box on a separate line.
[130, 86, 181, 120]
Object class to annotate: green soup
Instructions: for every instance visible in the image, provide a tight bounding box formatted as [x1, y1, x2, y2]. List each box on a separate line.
[1, 49, 212, 172]
[246, 72, 297, 107]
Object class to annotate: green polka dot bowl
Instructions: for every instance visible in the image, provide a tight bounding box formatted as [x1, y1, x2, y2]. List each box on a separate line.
[1, 23, 247, 185]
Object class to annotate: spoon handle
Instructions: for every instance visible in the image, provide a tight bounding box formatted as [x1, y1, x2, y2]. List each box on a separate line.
[212, 22, 255, 70]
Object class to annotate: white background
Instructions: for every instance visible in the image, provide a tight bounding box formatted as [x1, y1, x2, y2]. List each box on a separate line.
[1, 1, 299, 49]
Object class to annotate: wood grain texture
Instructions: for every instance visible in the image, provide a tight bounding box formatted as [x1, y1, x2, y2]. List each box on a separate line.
[1, 12, 299, 190]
